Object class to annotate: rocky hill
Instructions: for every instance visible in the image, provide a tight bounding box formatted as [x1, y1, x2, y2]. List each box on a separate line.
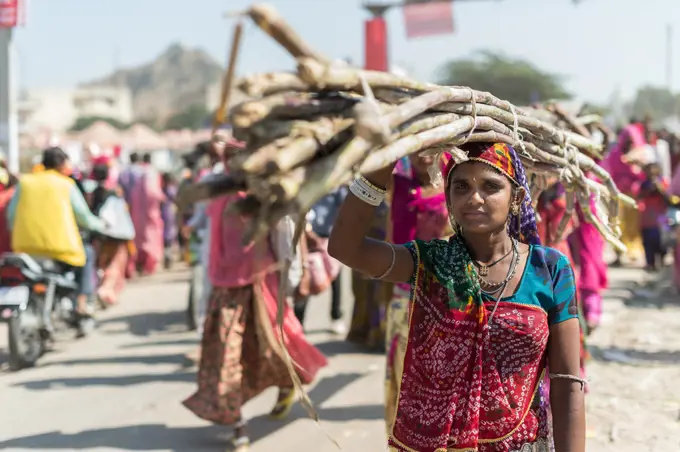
[81, 43, 223, 124]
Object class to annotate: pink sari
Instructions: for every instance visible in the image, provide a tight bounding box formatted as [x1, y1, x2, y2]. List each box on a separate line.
[536, 183, 589, 381]
[130, 165, 164, 275]
[572, 194, 608, 327]
[602, 125, 647, 260]
[602, 124, 647, 194]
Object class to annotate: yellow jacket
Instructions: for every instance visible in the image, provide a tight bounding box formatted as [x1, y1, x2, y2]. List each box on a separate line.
[10, 170, 86, 266]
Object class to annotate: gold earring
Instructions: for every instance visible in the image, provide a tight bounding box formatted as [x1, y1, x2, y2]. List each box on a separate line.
[511, 202, 520, 216]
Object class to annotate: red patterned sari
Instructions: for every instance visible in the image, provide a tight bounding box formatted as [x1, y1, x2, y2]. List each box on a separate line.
[389, 238, 577, 452]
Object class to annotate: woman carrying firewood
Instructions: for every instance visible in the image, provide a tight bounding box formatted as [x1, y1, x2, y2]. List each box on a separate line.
[329, 142, 585, 452]
[182, 144, 327, 452]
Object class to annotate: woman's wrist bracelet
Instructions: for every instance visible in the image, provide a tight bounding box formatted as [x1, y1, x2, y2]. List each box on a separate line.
[359, 175, 387, 194]
[349, 177, 385, 206]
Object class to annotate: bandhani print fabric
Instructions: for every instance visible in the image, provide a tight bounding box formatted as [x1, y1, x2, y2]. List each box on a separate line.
[387, 236, 578, 452]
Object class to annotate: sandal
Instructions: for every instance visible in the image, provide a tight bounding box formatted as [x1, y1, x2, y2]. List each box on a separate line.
[268, 389, 296, 420]
[231, 436, 249, 452]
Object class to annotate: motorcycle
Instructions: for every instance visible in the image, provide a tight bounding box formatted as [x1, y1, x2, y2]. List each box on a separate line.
[0, 253, 87, 369]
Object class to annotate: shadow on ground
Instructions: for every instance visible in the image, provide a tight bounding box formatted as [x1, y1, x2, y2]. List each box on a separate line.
[40, 352, 195, 369]
[0, 424, 223, 451]
[2, 372, 381, 450]
[99, 309, 189, 337]
[11, 369, 194, 390]
[590, 345, 680, 366]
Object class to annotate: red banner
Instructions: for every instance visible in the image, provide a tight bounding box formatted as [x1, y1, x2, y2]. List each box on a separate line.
[0, 0, 21, 28]
[364, 17, 388, 71]
[403, 1, 454, 39]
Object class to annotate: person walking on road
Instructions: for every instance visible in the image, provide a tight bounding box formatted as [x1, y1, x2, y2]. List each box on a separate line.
[182, 142, 327, 452]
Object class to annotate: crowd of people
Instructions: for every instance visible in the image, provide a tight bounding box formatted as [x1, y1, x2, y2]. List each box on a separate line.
[0, 146, 182, 331]
[2, 117, 679, 451]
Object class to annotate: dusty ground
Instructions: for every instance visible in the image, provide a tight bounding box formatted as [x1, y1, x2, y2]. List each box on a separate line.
[585, 264, 680, 451]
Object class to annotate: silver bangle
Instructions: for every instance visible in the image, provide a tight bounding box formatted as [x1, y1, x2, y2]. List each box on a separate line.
[349, 178, 384, 206]
[371, 242, 396, 280]
[548, 373, 588, 391]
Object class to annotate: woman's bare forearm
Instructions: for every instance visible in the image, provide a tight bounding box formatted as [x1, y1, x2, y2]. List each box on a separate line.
[548, 319, 586, 452]
[551, 383, 586, 452]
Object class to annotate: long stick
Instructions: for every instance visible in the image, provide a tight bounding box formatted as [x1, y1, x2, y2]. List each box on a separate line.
[213, 20, 244, 134]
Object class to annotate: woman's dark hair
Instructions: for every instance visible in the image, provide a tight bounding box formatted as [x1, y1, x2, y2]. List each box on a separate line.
[182, 152, 199, 170]
[194, 141, 212, 158]
[142, 153, 152, 164]
[42, 147, 69, 170]
[92, 164, 110, 182]
[129, 152, 140, 163]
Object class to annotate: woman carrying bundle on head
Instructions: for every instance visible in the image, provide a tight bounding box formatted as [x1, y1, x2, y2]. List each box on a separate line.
[182, 140, 327, 452]
[329, 142, 585, 452]
[601, 123, 648, 265]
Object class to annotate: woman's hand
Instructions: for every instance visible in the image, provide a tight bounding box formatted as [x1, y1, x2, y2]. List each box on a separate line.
[296, 269, 311, 299]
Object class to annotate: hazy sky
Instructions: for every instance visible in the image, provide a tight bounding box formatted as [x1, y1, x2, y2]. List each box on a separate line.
[12, 0, 680, 102]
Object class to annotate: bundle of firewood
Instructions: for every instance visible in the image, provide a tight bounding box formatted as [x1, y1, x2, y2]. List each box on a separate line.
[522, 102, 615, 146]
[179, 3, 633, 251]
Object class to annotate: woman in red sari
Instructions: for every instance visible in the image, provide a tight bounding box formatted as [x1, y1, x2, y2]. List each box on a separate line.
[330, 143, 585, 452]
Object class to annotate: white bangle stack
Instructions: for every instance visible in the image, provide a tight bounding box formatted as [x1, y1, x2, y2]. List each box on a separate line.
[349, 176, 387, 206]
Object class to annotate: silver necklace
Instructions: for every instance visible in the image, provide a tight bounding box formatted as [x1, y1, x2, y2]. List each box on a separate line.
[478, 238, 519, 290]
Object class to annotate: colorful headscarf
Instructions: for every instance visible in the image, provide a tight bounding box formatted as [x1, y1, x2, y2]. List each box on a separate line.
[443, 142, 540, 246]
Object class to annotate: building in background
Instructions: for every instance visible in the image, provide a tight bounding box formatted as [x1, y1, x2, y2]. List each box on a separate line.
[18, 85, 134, 133]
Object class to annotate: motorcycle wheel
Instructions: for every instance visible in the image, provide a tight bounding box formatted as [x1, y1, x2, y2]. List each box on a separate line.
[7, 300, 43, 370]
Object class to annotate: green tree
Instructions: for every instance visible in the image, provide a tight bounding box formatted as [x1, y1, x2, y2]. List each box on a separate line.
[69, 115, 128, 132]
[629, 86, 680, 122]
[437, 51, 571, 105]
[164, 104, 210, 130]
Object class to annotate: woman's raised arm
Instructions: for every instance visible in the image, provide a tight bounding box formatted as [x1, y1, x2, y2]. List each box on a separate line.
[328, 167, 414, 284]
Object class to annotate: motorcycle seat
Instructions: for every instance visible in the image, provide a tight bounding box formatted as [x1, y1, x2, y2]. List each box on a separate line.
[27, 257, 79, 289]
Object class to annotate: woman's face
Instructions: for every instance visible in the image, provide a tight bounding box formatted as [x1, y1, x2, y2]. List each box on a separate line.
[447, 161, 520, 234]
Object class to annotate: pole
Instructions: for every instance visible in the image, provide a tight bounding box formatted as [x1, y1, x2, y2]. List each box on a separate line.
[0, 28, 19, 174]
[363, 3, 391, 71]
[667, 23, 673, 91]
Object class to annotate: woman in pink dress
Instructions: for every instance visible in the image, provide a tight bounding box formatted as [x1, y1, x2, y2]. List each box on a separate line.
[601, 124, 648, 264]
[183, 164, 327, 452]
[129, 153, 164, 275]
